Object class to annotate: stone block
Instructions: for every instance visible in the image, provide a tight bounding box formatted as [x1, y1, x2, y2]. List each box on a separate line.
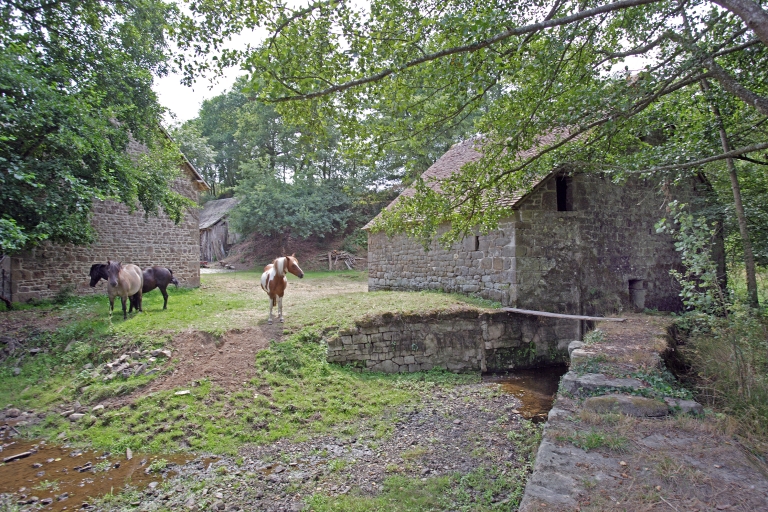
[561, 372, 645, 395]
[583, 394, 669, 417]
[664, 397, 704, 415]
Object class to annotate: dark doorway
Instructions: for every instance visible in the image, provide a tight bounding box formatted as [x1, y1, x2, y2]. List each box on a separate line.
[629, 279, 646, 310]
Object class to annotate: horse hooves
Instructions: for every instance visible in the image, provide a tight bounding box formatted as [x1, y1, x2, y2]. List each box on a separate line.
[279, 318, 284, 323]
[268, 320, 273, 325]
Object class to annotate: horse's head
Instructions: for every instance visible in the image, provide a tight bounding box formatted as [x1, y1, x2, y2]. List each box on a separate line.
[106, 260, 122, 287]
[89, 264, 108, 287]
[286, 254, 304, 279]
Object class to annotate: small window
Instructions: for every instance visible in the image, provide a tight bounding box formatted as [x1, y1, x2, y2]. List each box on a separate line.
[474, 236, 480, 251]
[556, 176, 573, 211]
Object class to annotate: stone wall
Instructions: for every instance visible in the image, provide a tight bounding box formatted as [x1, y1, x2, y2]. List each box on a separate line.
[326, 309, 579, 373]
[9, 176, 202, 303]
[368, 174, 718, 315]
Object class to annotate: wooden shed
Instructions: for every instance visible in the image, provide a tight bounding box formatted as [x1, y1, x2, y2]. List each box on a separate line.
[199, 198, 240, 262]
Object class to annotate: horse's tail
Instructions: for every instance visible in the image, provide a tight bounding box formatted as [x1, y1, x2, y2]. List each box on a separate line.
[168, 268, 179, 287]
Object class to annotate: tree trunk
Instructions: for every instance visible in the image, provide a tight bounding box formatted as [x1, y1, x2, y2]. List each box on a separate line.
[702, 80, 760, 307]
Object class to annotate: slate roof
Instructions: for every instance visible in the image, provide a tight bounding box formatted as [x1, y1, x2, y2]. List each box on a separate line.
[200, 198, 239, 230]
[363, 131, 568, 229]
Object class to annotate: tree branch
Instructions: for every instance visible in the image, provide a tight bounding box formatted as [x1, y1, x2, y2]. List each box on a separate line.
[710, 0, 768, 47]
[704, 55, 768, 116]
[631, 141, 768, 172]
[270, 0, 665, 102]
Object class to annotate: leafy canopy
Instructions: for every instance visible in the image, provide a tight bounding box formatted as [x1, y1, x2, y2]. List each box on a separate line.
[0, 0, 194, 253]
[178, 0, 768, 246]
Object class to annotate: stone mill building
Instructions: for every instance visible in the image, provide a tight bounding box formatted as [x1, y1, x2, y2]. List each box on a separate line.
[1, 134, 210, 304]
[366, 137, 723, 316]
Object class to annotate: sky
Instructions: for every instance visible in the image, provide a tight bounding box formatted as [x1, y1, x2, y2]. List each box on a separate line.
[154, 67, 244, 126]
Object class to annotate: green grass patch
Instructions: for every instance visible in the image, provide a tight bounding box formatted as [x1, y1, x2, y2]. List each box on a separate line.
[307, 465, 529, 511]
[558, 429, 628, 452]
[25, 330, 476, 454]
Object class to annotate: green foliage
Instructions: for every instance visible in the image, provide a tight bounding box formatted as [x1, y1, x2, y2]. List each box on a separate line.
[231, 158, 352, 241]
[657, 201, 727, 315]
[673, 307, 768, 443]
[173, 0, 768, 249]
[582, 329, 606, 346]
[0, 0, 192, 253]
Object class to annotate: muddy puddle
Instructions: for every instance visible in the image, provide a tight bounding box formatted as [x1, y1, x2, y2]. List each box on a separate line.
[1, 426, 192, 511]
[483, 365, 568, 423]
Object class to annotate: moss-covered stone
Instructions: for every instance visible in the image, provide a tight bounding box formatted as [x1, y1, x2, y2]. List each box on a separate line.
[583, 394, 669, 417]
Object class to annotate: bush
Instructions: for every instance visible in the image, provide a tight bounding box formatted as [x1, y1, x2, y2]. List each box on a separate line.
[674, 307, 768, 445]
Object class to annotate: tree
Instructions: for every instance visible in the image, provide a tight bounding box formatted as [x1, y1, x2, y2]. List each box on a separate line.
[170, 123, 218, 196]
[230, 157, 352, 250]
[0, 0, 193, 253]
[176, 0, 768, 304]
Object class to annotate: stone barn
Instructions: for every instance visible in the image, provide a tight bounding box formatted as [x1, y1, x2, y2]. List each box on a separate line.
[199, 198, 240, 263]
[3, 137, 210, 304]
[366, 138, 723, 316]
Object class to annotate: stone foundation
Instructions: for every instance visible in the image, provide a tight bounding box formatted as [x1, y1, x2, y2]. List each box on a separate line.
[326, 308, 581, 373]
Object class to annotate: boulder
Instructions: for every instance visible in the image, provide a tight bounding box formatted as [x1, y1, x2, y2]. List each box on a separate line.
[664, 397, 704, 415]
[567, 341, 584, 358]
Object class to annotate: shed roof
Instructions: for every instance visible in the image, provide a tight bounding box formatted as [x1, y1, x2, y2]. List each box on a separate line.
[363, 132, 566, 230]
[200, 198, 240, 229]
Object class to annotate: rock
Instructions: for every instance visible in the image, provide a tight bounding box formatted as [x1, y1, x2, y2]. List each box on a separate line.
[215, 492, 224, 499]
[135, 364, 147, 376]
[29, 348, 41, 355]
[83, 363, 93, 370]
[6, 408, 21, 418]
[569, 349, 598, 366]
[153, 349, 172, 358]
[61, 409, 75, 417]
[567, 341, 584, 357]
[453, 419, 462, 425]
[119, 354, 130, 362]
[57, 493, 69, 501]
[127, 448, 133, 460]
[213, 500, 225, 510]
[40, 498, 53, 505]
[148, 481, 159, 490]
[175, 390, 191, 396]
[92, 404, 105, 414]
[12, 367, 21, 376]
[560, 372, 644, 395]
[131, 351, 142, 359]
[583, 395, 669, 417]
[664, 397, 704, 415]
[69, 413, 85, 421]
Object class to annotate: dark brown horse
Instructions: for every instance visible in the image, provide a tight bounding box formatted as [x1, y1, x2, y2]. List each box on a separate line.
[131, 266, 179, 310]
[105, 260, 143, 319]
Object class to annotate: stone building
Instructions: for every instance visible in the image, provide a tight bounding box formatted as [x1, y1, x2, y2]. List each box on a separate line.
[2, 136, 210, 303]
[366, 138, 723, 316]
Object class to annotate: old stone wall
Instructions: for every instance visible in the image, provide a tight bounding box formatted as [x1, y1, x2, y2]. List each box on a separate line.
[10, 177, 201, 303]
[368, 174, 715, 314]
[326, 309, 578, 373]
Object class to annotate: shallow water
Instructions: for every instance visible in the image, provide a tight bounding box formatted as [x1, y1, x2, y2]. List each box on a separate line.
[483, 366, 568, 423]
[0, 427, 191, 511]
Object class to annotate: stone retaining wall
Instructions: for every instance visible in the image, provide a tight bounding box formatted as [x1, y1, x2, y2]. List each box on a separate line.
[326, 308, 581, 373]
[9, 175, 202, 302]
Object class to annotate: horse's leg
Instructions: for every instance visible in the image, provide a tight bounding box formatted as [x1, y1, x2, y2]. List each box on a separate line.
[278, 295, 284, 322]
[109, 296, 115, 316]
[137, 291, 143, 312]
[268, 296, 274, 325]
[128, 293, 135, 313]
[121, 296, 127, 320]
[160, 285, 168, 309]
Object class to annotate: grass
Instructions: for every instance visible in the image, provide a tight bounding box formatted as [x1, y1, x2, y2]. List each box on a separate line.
[557, 429, 628, 453]
[2, 271, 488, 454]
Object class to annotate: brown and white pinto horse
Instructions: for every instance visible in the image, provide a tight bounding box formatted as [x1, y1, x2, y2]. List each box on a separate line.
[260, 254, 304, 324]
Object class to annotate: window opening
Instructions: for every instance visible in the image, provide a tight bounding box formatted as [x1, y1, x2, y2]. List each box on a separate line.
[556, 176, 573, 211]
